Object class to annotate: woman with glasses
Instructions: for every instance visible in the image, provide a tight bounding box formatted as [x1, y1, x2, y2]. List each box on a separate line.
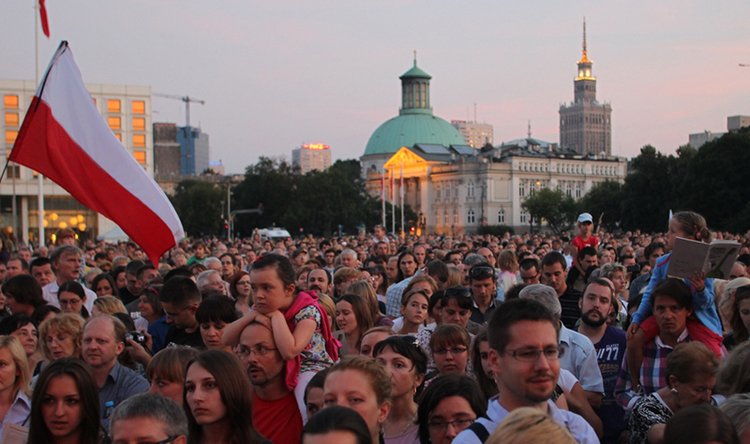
[184, 349, 268, 444]
[57, 281, 89, 319]
[374, 336, 427, 443]
[39, 313, 85, 362]
[428, 324, 471, 381]
[416, 374, 485, 444]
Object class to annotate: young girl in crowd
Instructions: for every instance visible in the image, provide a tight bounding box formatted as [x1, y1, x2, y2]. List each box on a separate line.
[374, 335, 427, 444]
[428, 324, 471, 380]
[323, 356, 392, 444]
[394, 289, 430, 334]
[146, 346, 200, 406]
[28, 358, 104, 444]
[627, 211, 725, 388]
[416, 374, 486, 444]
[359, 326, 393, 358]
[184, 350, 267, 444]
[222, 254, 338, 422]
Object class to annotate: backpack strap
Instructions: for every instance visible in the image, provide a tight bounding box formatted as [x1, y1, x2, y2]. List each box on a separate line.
[466, 420, 490, 442]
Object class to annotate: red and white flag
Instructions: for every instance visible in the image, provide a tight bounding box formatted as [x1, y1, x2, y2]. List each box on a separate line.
[10, 42, 184, 264]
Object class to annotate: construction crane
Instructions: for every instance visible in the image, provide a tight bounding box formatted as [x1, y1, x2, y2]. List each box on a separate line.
[153, 93, 205, 128]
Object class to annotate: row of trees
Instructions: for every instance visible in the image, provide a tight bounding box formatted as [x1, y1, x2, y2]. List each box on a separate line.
[171, 158, 414, 237]
[523, 128, 750, 234]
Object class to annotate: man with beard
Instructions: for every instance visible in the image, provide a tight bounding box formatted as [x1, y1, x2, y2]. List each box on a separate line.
[454, 298, 597, 443]
[307, 268, 332, 296]
[578, 278, 627, 444]
[238, 321, 303, 442]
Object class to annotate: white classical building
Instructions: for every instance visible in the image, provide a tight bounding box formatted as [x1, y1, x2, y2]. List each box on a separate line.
[367, 138, 627, 235]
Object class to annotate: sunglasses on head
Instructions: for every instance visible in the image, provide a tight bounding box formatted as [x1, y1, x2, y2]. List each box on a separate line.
[469, 265, 495, 280]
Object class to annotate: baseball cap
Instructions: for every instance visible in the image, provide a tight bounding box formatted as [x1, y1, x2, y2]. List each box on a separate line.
[577, 213, 593, 224]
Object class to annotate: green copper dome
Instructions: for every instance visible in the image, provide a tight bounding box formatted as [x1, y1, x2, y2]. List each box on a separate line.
[363, 114, 466, 156]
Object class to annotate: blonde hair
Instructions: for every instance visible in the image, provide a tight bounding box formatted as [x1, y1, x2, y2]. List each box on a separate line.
[487, 407, 576, 444]
[0, 336, 30, 396]
[446, 265, 463, 288]
[39, 313, 85, 360]
[327, 356, 392, 406]
[92, 296, 128, 315]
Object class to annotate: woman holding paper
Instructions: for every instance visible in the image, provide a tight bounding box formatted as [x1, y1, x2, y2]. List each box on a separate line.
[625, 211, 725, 390]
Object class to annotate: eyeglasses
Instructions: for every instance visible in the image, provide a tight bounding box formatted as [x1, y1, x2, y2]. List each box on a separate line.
[433, 346, 468, 356]
[504, 346, 561, 362]
[427, 417, 476, 431]
[235, 345, 278, 357]
[469, 265, 495, 280]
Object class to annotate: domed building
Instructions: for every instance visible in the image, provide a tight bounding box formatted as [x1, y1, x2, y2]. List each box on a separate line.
[360, 59, 466, 174]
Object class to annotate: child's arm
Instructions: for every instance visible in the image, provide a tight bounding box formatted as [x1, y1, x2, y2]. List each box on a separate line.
[626, 329, 646, 390]
[630, 255, 670, 332]
[269, 310, 317, 360]
[220, 310, 257, 347]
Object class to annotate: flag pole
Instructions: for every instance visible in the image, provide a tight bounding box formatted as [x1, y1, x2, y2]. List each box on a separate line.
[381, 170, 386, 229]
[34, 0, 46, 246]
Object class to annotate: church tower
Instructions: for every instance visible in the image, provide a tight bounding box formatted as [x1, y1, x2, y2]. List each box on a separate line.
[559, 19, 612, 156]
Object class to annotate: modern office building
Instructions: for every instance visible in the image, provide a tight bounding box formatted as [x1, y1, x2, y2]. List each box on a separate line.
[176, 126, 209, 176]
[153, 122, 181, 180]
[451, 120, 494, 149]
[687, 115, 750, 148]
[292, 143, 332, 174]
[0, 79, 153, 243]
[559, 20, 612, 156]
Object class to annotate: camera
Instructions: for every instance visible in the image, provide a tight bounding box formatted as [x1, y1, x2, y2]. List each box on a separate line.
[125, 331, 146, 346]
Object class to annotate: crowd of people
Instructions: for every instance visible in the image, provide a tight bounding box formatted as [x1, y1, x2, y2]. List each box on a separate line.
[0, 211, 748, 443]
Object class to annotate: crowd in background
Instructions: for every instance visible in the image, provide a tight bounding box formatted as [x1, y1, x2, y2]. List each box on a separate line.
[0, 211, 748, 443]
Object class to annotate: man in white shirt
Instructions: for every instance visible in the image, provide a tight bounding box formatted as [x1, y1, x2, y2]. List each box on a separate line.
[42, 245, 97, 313]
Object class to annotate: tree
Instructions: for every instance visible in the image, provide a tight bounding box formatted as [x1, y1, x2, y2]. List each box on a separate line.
[681, 130, 750, 232]
[170, 180, 225, 236]
[522, 188, 578, 235]
[579, 181, 624, 231]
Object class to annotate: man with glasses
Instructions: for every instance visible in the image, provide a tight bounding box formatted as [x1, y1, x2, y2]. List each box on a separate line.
[468, 263, 500, 325]
[519, 257, 541, 285]
[158, 276, 204, 348]
[238, 320, 303, 441]
[110, 392, 188, 444]
[454, 298, 597, 443]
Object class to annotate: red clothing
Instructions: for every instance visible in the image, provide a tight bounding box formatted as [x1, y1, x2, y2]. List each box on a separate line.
[639, 315, 724, 358]
[571, 235, 599, 251]
[252, 392, 303, 444]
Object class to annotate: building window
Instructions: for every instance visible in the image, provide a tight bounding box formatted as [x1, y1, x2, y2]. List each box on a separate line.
[107, 116, 121, 130]
[5, 112, 18, 127]
[107, 99, 121, 113]
[453, 209, 458, 225]
[467, 181, 475, 198]
[132, 134, 146, 147]
[520, 211, 528, 224]
[467, 209, 475, 224]
[498, 208, 505, 224]
[133, 150, 146, 165]
[5, 130, 18, 145]
[132, 100, 145, 114]
[575, 182, 582, 199]
[4, 95, 19, 109]
[519, 181, 526, 198]
[113, 133, 122, 142]
[132, 117, 145, 131]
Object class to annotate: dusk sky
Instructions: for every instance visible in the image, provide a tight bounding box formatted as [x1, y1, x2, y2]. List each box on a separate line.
[4, 1, 750, 174]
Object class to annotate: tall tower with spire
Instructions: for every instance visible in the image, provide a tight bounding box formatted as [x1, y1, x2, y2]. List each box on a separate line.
[559, 19, 612, 156]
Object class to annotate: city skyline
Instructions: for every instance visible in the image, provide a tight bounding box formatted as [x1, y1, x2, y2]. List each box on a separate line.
[3, 1, 750, 174]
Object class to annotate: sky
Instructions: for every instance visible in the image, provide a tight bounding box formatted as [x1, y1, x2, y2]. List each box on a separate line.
[4, 1, 750, 174]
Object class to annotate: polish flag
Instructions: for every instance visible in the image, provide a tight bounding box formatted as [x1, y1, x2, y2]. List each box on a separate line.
[10, 42, 184, 264]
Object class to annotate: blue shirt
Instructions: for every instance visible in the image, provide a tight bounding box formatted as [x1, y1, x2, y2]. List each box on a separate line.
[385, 276, 414, 317]
[0, 390, 30, 442]
[98, 362, 149, 430]
[559, 325, 604, 394]
[453, 398, 599, 444]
